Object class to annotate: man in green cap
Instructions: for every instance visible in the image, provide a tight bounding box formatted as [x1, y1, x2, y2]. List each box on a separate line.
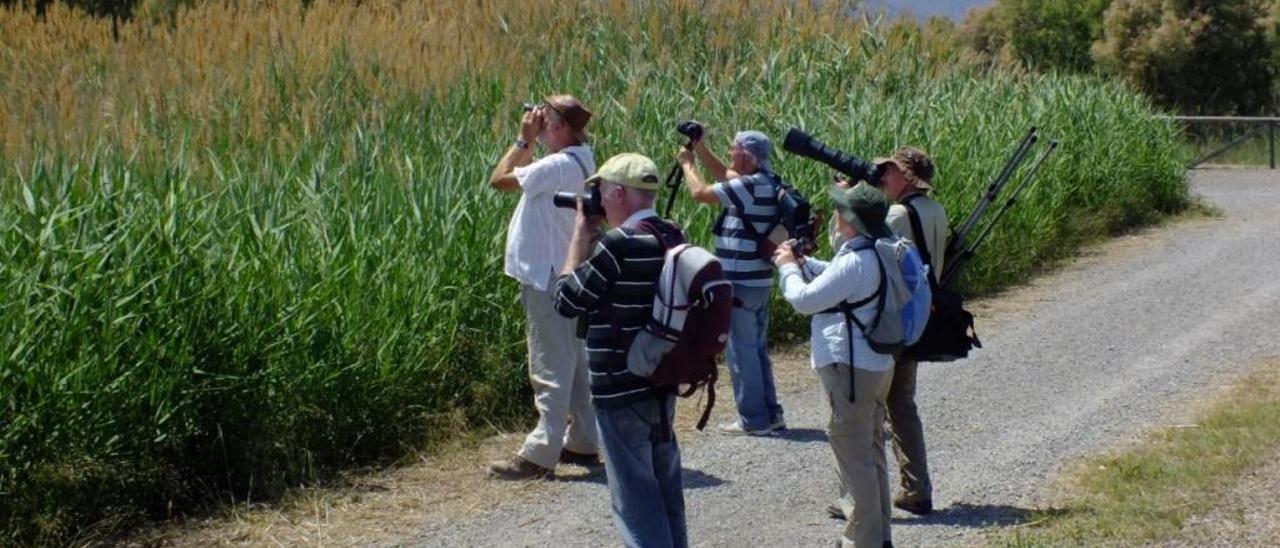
[773, 182, 897, 548]
[554, 153, 689, 547]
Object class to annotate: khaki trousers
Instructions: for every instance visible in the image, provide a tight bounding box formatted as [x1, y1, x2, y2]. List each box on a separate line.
[820, 364, 894, 548]
[888, 357, 932, 503]
[518, 282, 598, 469]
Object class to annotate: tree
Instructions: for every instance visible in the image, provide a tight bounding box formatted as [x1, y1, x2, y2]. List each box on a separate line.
[1092, 0, 1276, 115]
[961, 0, 1111, 72]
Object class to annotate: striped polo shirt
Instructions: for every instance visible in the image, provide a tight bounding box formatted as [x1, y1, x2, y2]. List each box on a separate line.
[554, 209, 676, 407]
[711, 171, 783, 287]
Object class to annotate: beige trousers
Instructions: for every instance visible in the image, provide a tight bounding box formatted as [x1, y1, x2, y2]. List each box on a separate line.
[819, 363, 894, 548]
[518, 281, 598, 469]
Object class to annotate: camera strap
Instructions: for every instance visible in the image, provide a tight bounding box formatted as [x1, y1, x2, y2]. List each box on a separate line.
[562, 149, 591, 182]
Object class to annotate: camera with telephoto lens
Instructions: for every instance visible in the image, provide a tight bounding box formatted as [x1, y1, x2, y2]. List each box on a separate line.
[782, 128, 884, 187]
[553, 181, 604, 217]
[676, 120, 704, 142]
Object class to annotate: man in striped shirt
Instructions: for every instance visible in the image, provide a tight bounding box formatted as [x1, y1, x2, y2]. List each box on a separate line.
[677, 129, 786, 436]
[554, 153, 688, 548]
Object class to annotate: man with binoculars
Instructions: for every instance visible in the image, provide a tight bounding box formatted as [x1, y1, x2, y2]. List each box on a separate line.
[486, 95, 600, 480]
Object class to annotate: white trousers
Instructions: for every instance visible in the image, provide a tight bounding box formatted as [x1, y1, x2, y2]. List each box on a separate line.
[518, 282, 598, 468]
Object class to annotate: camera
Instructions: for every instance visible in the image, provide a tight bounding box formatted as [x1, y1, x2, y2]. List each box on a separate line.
[522, 102, 537, 112]
[676, 120, 704, 142]
[782, 128, 883, 186]
[553, 181, 604, 217]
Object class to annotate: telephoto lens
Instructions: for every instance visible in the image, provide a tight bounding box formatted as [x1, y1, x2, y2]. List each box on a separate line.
[782, 128, 882, 186]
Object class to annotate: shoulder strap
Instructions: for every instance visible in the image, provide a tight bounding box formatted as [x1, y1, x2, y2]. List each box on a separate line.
[635, 218, 685, 250]
[902, 194, 937, 289]
[562, 149, 591, 181]
[835, 240, 887, 402]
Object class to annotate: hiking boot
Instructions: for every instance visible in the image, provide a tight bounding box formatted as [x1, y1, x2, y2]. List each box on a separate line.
[487, 456, 553, 480]
[718, 420, 775, 437]
[893, 497, 933, 516]
[559, 448, 602, 467]
[826, 503, 846, 521]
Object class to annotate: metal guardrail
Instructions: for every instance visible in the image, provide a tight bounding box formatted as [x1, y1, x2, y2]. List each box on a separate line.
[1163, 116, 1278, 169]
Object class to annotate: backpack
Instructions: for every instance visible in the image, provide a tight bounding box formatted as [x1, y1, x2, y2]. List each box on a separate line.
[626, 220, 733, 430]
[841, 238, 932, 356]
[716, 171, 817, 259]
[900, 195, 982, 362]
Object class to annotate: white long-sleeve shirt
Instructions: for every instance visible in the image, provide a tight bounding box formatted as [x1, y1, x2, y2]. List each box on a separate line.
[778, 235, 894, 372]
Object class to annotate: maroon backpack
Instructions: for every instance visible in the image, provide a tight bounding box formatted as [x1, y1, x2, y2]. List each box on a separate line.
[628, 220, 734, 430]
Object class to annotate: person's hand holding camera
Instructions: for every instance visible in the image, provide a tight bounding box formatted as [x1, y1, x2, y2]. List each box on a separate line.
[677, 147, 696, 168]
[561, 193, 603, 275]
[772, 239, 802, 268]
[573, 194, 604, 237]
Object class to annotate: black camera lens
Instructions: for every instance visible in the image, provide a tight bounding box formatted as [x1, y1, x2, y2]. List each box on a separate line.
[522, 102, 536, 112]
[552, 184, 605, 217]
[676, 120, 704, 142]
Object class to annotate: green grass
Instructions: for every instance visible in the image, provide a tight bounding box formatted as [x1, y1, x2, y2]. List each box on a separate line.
[990, 361, 1280, 547]
[0, 2, 1192, 544]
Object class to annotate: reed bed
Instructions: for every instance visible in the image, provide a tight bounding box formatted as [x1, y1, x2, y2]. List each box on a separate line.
[0, 0, 1190, 543]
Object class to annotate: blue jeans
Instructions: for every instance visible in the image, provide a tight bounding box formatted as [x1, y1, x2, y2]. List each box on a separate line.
[725, 284, 783, 430]
[595, 395, 687, 548]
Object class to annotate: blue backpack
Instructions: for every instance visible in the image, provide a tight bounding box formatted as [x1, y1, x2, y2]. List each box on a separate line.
[842, 238, 932, 356]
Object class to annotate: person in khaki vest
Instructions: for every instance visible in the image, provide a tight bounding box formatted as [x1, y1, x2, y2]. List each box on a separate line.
[879, 147, 945, 515]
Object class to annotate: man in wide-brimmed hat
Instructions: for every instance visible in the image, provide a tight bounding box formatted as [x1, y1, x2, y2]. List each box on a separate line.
[877, 146, 945, 517]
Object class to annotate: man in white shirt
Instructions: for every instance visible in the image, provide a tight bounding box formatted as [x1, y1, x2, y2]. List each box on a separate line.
[773, 182, 897, 548]
[487, 95, 600, 480]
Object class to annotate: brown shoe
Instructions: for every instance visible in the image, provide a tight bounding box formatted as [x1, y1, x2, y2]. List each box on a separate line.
[487, 456, 553, 480]
[559, 448, 602, 467]
[893, 497, 933, 515]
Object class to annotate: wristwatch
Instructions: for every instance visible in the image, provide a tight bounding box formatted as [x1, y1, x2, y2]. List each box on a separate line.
[514, 138, 529, 150]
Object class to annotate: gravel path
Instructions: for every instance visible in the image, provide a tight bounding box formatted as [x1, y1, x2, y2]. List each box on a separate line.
[414, 169, 1280, 547]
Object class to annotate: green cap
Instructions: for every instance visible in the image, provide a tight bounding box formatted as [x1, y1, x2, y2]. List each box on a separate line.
[586, 153, 661, 190]
[828, 182, 892, 240]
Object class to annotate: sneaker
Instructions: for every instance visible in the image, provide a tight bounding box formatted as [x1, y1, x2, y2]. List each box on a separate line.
[893, 497, 933, 516]
[487, 456, 554, 480]
[558, 448, 602, 467]
[718, 420, 775, 436]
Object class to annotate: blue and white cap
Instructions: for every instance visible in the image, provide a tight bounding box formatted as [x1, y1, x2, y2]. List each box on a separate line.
[734, 130, 773, 172]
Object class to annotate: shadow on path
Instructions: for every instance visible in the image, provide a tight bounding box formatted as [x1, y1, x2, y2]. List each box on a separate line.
[893, 502, 1069, 529]
[554, 467, 727, 490]
[772, 427, 828, 443]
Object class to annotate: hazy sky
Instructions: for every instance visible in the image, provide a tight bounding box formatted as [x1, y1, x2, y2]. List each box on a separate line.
[861, 0, 993, 21]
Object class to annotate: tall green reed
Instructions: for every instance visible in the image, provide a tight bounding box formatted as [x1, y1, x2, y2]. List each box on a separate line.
[0, 1, 1190, 544]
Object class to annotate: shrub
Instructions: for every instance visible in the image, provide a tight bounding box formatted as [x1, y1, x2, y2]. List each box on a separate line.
[1092, 0, 1277, 115]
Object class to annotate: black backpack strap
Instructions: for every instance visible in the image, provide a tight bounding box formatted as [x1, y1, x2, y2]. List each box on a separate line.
[902, 194, 937, 289]
[562, 149, 591, 181]
[836, 240, 887, 403]
[723, 173, 783, 259]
